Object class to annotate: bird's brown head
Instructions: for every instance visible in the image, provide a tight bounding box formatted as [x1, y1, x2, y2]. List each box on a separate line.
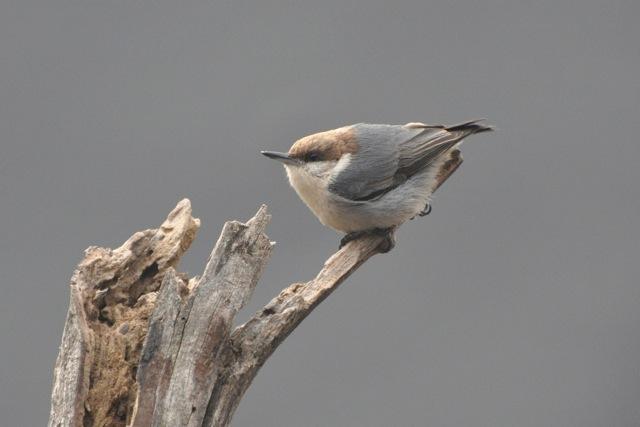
[288, 126, 359, 163]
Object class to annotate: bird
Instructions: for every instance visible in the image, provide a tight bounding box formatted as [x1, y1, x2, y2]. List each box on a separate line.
[262, 119, 493, 252]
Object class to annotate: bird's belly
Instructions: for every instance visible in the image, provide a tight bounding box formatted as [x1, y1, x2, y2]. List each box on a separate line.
[286, 170, 349, 231]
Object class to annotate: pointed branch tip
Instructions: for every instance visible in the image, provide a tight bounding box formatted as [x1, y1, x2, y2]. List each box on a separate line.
[245, 204, 271, 233]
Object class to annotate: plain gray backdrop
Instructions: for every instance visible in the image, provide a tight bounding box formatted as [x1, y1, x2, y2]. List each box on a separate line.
[1, 0, 639, 426]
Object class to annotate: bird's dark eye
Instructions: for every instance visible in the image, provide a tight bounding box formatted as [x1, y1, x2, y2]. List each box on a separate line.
[306, 151, 320, 162]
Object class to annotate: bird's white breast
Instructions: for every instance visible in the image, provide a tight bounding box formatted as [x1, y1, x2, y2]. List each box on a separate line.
[284, 163, 348, 231]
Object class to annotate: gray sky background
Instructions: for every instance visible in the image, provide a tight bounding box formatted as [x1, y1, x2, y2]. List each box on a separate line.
[1, 0, 639, 426]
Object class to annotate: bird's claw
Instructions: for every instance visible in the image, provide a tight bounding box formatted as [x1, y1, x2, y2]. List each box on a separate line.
[374, 228, 396, 253]
[418, 202, 432, 217]
[339, 231, 365, 249]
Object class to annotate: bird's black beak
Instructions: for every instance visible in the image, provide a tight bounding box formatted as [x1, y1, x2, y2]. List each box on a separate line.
[261, 151, 301, 166]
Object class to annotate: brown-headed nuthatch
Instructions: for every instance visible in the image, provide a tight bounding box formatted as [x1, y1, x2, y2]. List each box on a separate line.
[262, 119, 493, 252]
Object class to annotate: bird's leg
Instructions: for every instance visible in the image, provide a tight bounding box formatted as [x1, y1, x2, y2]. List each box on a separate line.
[339, 227, 396, 253]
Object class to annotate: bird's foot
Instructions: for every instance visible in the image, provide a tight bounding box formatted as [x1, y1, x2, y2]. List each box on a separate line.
[410, 202, 432, 220]
[418, 202, 432, 217]
[373, 227, 396, 253]
[339, 227, 396, 253]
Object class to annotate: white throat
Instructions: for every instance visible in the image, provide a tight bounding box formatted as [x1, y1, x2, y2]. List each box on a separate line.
[284, 161, 337, 224]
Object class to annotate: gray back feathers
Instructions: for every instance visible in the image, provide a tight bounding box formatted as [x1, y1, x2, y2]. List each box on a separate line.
[328, 121, 492, 201]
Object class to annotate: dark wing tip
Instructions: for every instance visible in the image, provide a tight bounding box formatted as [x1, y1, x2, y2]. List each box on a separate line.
[446, 119, 495, 135]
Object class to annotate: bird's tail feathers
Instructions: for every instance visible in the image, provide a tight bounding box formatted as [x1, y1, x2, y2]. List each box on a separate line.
[446, 119, 495, 137]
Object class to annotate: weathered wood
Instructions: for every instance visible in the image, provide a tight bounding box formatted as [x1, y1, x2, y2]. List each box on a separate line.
[130, 268, 187, 426]
[202, 235, 385, 426]
[434, 148, 463, 192]
[49, 199, 200, 427]
[133, 206, 274, 426]
[51, 160, 462, 427]
[48, 285, 92, 426]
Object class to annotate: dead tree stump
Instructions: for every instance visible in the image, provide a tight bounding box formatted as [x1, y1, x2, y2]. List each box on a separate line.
[48, 200, 386, 427]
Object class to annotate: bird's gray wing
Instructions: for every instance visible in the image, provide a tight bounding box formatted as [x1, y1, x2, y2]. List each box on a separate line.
[327, 124, 422, 201]
[397, 119, 493, 179]
[396, 124, 464, 179]
[328, 123, 473, 201]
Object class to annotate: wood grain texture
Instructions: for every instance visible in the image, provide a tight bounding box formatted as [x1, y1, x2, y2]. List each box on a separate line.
[49, 199, 200, 427]
[203, 234, 385, 426]
[137, 206, 274, 427]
